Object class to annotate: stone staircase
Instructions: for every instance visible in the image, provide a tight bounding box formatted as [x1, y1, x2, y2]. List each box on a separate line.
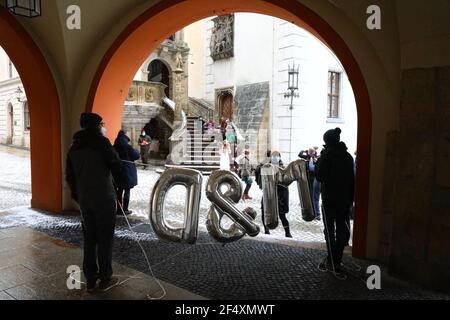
[166, 116, 221, 175]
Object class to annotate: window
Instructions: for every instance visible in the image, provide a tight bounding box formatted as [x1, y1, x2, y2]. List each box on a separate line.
[23, 102, 30, 131]
[8, 59, 13, 78]
[327, 71, 341, 118]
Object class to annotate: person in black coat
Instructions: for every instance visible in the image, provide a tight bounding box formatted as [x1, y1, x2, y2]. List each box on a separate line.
[315, 128, 355, 275]
[66, 112, 122, 292]
[113, 130, 140, 215]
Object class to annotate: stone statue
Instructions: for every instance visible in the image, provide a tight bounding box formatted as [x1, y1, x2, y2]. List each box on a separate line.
[175, 51, 184, 72]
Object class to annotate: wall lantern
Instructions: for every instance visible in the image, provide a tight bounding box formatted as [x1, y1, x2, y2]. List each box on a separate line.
[15, 86, 24, 102]
[6, 0, 41, 18]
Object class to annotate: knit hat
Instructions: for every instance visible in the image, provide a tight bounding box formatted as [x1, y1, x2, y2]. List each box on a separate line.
[80, 112, 102, 129]
[323, 127, 341, 146]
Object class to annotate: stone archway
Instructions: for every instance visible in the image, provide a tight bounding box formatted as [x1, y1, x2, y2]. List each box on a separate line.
[148, 59, 171, 98]
[86, 0, 371, 258]
[0, 7, 62, 212]
[216, 88, 234, 121]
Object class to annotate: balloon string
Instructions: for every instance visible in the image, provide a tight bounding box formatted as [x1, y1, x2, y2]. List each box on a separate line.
[116, 200, 168, 300]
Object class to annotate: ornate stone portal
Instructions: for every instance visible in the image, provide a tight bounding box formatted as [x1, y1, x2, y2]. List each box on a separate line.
[210, 14, 234, 61]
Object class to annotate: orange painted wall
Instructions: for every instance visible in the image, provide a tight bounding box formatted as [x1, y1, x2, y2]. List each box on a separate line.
[86, 0, 371, 258]
[0, 7, 62, 213]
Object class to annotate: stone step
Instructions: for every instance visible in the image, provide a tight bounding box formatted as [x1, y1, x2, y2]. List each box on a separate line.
[183, 155, 220, 159]
[185, 152, 219, 156]
[182, 162, 220, 166]
[186, 143, 218, 147]
[182, 159, 220, 163]
[165, 164, 219, 175]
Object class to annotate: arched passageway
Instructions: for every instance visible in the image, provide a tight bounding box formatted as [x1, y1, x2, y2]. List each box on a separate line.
[86, 0, 371, 258]
[0, 7, 62, 213]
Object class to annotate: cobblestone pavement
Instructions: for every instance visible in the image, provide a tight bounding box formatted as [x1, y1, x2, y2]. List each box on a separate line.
[0, 146, 31, 209]
[0, 146, 331, 243]
[0, 208, 448, 300]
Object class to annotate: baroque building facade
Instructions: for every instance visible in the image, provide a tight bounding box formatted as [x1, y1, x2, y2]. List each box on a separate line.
[185, 13, 358, 162]
[122, 31, 190, 160]
[0, 46, 29, 148]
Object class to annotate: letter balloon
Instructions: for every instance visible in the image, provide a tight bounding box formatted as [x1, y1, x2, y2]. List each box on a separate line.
[150, 168, 203, 244]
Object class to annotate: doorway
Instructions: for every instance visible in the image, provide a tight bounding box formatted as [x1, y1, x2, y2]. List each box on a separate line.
[217, 90, 234, 121]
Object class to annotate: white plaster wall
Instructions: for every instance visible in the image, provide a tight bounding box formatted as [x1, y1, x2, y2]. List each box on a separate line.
[272, 17, 357, 161]
[184, 19, 205, 99]
[0, 47, 19, 81]
[200, 13, 274, 103]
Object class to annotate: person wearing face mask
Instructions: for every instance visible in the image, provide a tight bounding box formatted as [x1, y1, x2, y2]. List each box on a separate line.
[255, 151, 292, 237]
[66, 112, 122, 292]
[138, 130, 151, 164]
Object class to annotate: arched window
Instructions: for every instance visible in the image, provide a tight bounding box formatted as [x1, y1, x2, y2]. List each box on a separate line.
[148, 60, 170, 98]
[23, 101, 30, 131]
[8, 58, 13, 78]
[7, 103, 14, 144]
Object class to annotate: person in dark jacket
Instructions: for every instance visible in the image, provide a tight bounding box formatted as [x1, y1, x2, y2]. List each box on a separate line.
[255, 151, 292, 238]
[66, 112, 122, 292]
[315, 128, 354, 276]
[138, 130, 151, 164]
[113, 130, 140, 215]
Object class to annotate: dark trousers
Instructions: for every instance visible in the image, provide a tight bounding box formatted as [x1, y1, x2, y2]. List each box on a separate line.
[242, 176, 252, 194]
[140, 145, 150, 164]
[312, 179, 321, 218]
[80, 202, 116, 283]
[117, 187, 131, 211]
[322, 205, 351, 266]
[244, 183, 251, 194]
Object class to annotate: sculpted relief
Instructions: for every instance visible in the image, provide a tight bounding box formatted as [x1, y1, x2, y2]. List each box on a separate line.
[145, 87, 154, 102]
[210, 14, 234, 61]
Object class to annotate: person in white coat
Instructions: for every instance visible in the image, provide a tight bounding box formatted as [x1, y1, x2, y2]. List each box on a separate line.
[220, 140, 231, 170]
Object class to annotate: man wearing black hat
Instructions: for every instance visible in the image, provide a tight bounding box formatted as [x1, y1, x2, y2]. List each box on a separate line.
[66, 112, 122, 292]
[315, 127, 354, 278]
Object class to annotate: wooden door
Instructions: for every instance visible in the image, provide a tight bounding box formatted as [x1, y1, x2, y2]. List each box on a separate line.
[221, 94, 233, 120]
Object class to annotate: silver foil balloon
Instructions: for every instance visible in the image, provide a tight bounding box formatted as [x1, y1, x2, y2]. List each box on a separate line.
[279, 159, 315, 222]
[205, 170, 260, 237]
[150, 167, 203, 244]
[261, 164, 279, 229]
[206, 202, 257, 243]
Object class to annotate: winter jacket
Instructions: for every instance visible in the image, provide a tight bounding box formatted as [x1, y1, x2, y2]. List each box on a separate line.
[66, 128, 122, 211]
[238, 156, 253, 178]
[113, 132, 140, 189]
[315, 142, 354, 208]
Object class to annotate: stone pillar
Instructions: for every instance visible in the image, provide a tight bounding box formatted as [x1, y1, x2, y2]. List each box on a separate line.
[388, 66, 450, 293]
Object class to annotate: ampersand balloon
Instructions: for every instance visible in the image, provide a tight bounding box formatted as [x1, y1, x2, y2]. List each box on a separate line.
[205, 170, 260, 239]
